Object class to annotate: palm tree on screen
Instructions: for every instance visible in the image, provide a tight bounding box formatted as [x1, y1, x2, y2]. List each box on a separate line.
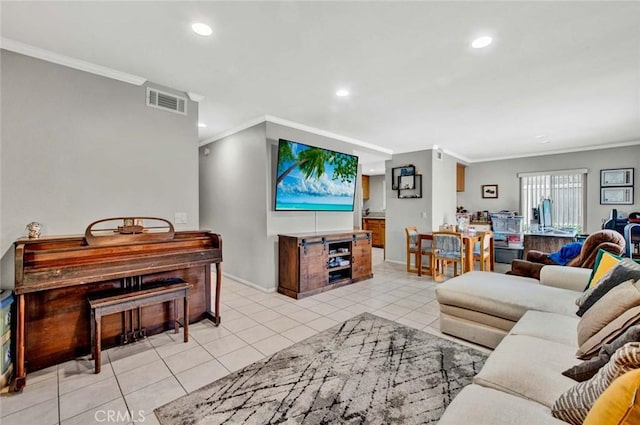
[276, 141, 357, 186]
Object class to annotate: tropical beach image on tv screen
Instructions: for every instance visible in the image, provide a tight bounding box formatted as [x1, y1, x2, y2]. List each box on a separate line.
[275, 139, 359, 211]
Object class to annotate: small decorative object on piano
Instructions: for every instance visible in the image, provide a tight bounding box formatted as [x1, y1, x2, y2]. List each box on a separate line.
[25, 222, 42, 239]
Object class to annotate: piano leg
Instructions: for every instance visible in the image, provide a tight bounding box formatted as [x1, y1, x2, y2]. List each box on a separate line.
[14, 293, 26, 392]
[204, 263, 222, 326]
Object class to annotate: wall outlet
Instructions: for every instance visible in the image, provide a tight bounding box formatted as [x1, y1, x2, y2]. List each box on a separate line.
[174, 212, 187, 224]
[421, 212, 427, 220]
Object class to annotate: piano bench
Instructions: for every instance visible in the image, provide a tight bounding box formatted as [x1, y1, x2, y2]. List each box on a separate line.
[88, 279, 192, 374]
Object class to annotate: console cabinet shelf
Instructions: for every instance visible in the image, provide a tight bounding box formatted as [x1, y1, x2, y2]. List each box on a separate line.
[278, 230, 373, 299]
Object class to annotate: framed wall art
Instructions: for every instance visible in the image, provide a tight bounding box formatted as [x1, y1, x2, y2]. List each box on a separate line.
[391, 165, 415, 190]
[481, 184, 498, 199]
[600, 168, 634, 187]
[601, 187, 634, 205]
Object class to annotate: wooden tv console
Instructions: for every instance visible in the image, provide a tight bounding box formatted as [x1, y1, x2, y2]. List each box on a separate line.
[278, 230, 373, 299]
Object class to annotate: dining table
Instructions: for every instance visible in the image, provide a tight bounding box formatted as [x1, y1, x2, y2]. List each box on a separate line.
[416, 231, 495, 277]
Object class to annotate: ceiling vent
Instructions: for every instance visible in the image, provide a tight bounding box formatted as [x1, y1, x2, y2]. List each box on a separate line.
[146, 87, 187, 115]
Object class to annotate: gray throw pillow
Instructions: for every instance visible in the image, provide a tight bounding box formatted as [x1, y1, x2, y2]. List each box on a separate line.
[576, 259, 640, 316]
[562, 325, 640, 382]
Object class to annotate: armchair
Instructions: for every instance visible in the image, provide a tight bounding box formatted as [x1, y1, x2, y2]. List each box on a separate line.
[509, 229, 626, 279]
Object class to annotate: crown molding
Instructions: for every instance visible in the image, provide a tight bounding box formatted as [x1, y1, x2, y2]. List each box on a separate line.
[264, 115, 394, 156]
[187, 92, 205, 102]
[1, 38, 147, 86]
[199, 116, 267, 146]
[470, 139, 640, 163]
[200, 115, 394, 157]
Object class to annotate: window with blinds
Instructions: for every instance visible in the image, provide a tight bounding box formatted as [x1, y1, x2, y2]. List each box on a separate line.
[519, 170, 586, 232]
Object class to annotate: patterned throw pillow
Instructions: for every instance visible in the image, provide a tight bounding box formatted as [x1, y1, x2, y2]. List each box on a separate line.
[576, 259, 640, 316]
[563, 325, 640, 382]
[552, 342, 640, 425]
[583, 369, 640, 425]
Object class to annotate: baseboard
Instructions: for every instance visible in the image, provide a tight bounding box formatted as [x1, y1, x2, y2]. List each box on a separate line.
[385, 259, 405, 265]
[222, 272, 276, 293]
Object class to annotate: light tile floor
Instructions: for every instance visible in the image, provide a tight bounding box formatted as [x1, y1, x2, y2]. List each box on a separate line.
[0, 249, 498, 425]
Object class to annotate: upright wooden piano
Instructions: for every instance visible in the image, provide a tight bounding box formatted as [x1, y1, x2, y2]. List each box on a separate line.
[13, 217, 222, 390]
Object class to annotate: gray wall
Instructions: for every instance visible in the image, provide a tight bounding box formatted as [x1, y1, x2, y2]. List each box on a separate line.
[1, 50, 199, 288]
[200, 121, 377, 291]
[364, 175, 385, 213]
[385, 150, 433, 263]
[457, 145, 640, 233]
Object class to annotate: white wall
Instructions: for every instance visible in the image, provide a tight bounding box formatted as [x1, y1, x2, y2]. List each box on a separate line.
[0, 50, 199, 288]
[457, 145, 640, 232]
[431, 152, 458, 228]
[364, 175, 385, 213]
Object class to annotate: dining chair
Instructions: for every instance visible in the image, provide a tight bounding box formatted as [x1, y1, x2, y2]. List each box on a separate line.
[473, 231, 492, 271]
[405, 226, 433, 275]
[432, 231, 465, 281]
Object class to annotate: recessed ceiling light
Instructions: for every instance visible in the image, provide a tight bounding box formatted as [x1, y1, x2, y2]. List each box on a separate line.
[535, 134, 547, 139]
[471, 36, 493, 49]
[336, 89, 350, 97]
[539, 139, 551, 144]
[198, 123, 207, 128]
[192, 23, 213, 36]
[369, 169, 375, 172]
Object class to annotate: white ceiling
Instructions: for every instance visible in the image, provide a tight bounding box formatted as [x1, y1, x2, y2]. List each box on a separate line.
[2, 1, 639, 170]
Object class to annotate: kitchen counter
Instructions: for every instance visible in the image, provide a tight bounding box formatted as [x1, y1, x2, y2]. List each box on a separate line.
[362, 217, 385, 248]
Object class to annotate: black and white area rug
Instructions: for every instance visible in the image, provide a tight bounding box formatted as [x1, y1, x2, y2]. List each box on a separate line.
[155, 313, 487, 425]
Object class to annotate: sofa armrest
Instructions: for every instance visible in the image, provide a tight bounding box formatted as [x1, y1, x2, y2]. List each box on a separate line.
[539, 265, 591, 292]
[509, 259, 544, 280]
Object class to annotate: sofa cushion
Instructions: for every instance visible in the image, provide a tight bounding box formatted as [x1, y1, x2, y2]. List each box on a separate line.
[473, 334, 580, 407]
[576, 259, 640, 316]
[577, 279, 640, 346]
[509, 310, 579, 347]
[438, 384, 568, 425]
[577, 305, 640, 359]
[563, 325, 640, 382]
[583, 369, 640, 425]
[436, 271, 580, 322]
[552, 342, 640, 425]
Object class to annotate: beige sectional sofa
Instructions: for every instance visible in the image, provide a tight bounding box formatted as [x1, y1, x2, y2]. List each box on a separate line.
[435, 266, 592, 424]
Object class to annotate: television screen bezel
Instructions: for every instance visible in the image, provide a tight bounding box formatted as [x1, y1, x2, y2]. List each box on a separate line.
[274, 139, 359, 212]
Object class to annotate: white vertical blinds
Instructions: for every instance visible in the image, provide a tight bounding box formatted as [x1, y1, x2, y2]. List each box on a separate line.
[519, 171, 586, 231]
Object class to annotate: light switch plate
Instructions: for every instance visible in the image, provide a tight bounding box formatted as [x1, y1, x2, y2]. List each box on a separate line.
[175, 212, 187, 224]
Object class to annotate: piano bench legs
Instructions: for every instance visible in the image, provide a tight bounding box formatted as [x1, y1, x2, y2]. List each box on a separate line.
[88, 280, 192, 374]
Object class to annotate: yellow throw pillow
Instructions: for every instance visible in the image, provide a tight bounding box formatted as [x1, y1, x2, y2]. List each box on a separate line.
[583, 369, 640, 425]
[589, 251, 623, 289]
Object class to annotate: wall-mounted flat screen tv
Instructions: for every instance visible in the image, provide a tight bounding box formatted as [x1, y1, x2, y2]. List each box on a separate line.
[275, 139, 359, 211]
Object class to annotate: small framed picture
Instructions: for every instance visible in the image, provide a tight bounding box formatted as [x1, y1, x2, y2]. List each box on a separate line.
[601, 187, 634, 205]
[601, 168, 634, 187]
[391, 165, 415, 190]
[482, 184, 498, 199]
